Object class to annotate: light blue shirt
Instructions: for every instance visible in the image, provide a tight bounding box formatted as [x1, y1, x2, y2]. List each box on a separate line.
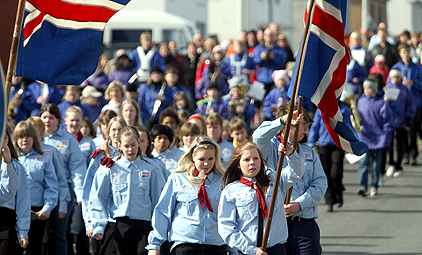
[82, 145, 119, 230]
[44, 127, 85, 202]
[217, 140, 234, 168]
[169, 145, 185, 159]
[78, 135, 96, 167]
[19, 150, 58, 214]
[41, 142, 71, 213]
[285, 143, 327, 219]
[0, 160, 19, 205]
[218, 153, 305, 255]
[147, 171, 226, 251]
[91, 156, 165, 236]
[0, 160, 31, 240]
[93, 135, 106, 149]
[152, 149, 181, 180]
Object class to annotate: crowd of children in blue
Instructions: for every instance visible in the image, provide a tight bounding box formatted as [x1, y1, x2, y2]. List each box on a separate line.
[1, 22, 422, 255]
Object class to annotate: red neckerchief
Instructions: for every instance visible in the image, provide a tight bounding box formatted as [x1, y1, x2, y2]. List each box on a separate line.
[194, 168, 214, 212]
[91, 148, 105, 159]
[239, 176, 268, 219]
[216, 137, 223, 144]
[100, 156, 115, 168]
[75, 131, 83, 142]
[102, 133, 107, 140]
[277, 135, 283, 143]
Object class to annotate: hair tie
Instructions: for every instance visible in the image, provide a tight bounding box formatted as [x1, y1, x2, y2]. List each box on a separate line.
[192, 141, 217, 151]
[188, 115, 203, 122]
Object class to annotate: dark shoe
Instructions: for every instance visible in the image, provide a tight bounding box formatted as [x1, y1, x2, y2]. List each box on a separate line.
[404, 158, 410, 165]
[337, 196, 343, 208]
[357, 188, 366, 197]
[411, 159, 417, 166]
[327, 204, 333, 212]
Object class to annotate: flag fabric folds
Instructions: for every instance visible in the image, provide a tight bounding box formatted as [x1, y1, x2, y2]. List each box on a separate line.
[16, 0, 130, 85]
[288, 0, 368, 156]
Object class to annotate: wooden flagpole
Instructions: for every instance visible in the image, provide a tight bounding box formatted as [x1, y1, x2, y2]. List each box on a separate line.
[5, 0, 26, 104]
[261, 0, 316, 251]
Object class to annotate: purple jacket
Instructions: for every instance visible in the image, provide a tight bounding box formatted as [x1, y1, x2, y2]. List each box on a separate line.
[108, 67, 136, 86]
[195, 76, 229, 100]
[357, 95, 394, 149]
[196, 99, 230, 120]
[385, 82, 416, 129]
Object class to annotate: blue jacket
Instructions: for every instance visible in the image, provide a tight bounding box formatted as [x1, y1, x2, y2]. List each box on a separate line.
[108, 67, 136, 86]
[222, 96, 255, 130]
[28, 81, 62, 116]
[0, 160, 31, 240]
[9, 83, 37, 122]
[0, 161, 20, 205]
[390, 61, 422, 108]
[385, 82, 416, 129]
[252, 44, 287, 84]
[218, 155, 305, 255]
[138, 84, 174, 123]
[195, 76, 229, 100]
[169, 83, 189, 97]
[285, 143, 327, 219]
[41, 142, 71, 213]
[19, 150, 58, 214]
[91, 156, 165, 236]
[350, 45, 373, 73]
[357, 95, 394, 149]
[263, 87, 290, 120]
[44, 127, 86, 203]
[346, 59, 367, 94]
[147, 171, 225, 250]
[81, 102, 102, 123]
[224, 53, 256, 80]
[196, 99, 230, 120]
[307, 103, 353, 148]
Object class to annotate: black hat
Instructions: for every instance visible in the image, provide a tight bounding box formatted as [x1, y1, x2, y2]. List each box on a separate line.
[150, 66, 163, 74]
[118, 54, 129, 61]
[207, 82, 219, 91]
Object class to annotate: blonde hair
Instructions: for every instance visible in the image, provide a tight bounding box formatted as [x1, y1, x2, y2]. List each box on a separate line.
[27, 116, 45, 141]
[174, 136, 224, 186]
[102, 116, 127, 157]
[65, 105, 83, 118]
[14, 121, 44, 155]
[104, 81, 126, 101]
[120, 99, 141, 126]
[116, 126, 142, 161]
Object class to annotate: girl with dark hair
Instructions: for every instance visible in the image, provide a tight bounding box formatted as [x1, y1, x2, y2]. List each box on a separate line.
[218, 142, 305, 255]
[0, 127, 30, 254]
[91, 126, 164, 255]
[93, 109, 118, 148]
[39, 103, 85, 255]
[14, 121, 58, 255]
[148, 136, 227, 255]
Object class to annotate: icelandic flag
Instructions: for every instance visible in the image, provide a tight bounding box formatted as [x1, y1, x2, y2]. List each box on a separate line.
[16, 0, 130, 85]
[288, 0, 368, 156]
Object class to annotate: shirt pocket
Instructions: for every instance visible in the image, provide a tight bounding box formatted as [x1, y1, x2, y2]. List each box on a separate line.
[177, 193, 199, 217]
[29, 162, 45, 184]
[134, 178, 150, 200]
[112, 183, 128, 206]
[235, 195, 256, 219]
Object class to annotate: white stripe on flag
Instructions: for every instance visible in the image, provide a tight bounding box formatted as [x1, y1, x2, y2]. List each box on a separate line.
[309, 25, 346, 105]
[61, 0, 125, 11]
[24, 2, 41, 26]
[339, 134, 352, 153]
[315, 0, 343, 23]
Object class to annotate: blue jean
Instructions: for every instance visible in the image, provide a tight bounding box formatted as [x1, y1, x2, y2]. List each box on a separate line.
[358, 149, 384, 190]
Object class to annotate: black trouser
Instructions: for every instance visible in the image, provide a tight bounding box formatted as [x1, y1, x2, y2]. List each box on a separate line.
[285, 219, 322, 255]
[388, 128, 409, 171]
[318, 145, 345, 205]
[27, 206, 46, 255]
[114, 217, 151, 255]
[409, 107, 422, 160]
[0, 207, 19, 255]
[171, 243, 227, 255]
[99, 222, 116, 255]
[91, 238, 102, 255]
[68, 203, 90, 255]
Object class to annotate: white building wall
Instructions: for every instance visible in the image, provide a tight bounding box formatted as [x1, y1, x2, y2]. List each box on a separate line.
[387, 0, 412, 35]
[166, 0, 208, 34]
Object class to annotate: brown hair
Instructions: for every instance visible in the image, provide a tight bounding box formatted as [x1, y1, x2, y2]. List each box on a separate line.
[120, 99, 141, 126]
[135, 126, 153, 158]
[205, 112, 223, 127]
[172, 91, 193, 111]
[116, 126, 142, 161]
[179, 122, 200, 147]
[39, 103, 62, 124]
[228, 117, 247, 133]
[102, 116, 127, 157]
[275, 105, 313, 136]
[4, 126, 19, 160]
[222, 142, 270, 194]
[159, 107, 180, 127]
[97, 110, 118, 129]
[14, 121, 44, 155]
[188, 114, 207, 135]
[27, 116, 45, 141]
[82, 117, 96, 138]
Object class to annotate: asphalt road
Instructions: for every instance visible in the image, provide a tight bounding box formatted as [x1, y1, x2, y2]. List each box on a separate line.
[317, 158, 422, 255]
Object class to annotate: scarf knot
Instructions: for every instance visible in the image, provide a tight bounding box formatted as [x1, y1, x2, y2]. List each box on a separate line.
[239, 176, 268, 219]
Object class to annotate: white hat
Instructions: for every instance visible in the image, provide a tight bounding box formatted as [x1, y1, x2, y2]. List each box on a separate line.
[81, 86, 102, 99]
[363, 79, 378, 93]
[389, 69, 402, 78]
